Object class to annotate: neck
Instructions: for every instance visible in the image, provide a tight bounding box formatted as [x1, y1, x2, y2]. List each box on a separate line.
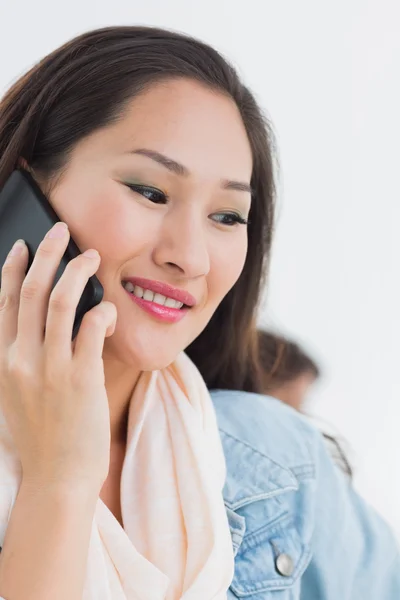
[103, 353, 141, 447]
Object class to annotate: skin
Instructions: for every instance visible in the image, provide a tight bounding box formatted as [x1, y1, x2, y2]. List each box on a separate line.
[268, 372, 317, 411]
[40, 78, 253, 451]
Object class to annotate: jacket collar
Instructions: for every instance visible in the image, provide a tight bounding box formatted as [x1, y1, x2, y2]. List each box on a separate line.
[219, 428, 298, 511]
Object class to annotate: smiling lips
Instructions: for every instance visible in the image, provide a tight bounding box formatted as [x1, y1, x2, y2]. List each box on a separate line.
[122, 277, 196, 323]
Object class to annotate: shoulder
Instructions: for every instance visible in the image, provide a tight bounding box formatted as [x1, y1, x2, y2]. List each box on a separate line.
[211, 389, 400, 600]
[210, 388, 319, 479]
[210, 389, 318, 597]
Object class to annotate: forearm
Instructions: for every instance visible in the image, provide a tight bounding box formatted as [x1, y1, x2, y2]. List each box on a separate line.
[0, 480, 99, 600]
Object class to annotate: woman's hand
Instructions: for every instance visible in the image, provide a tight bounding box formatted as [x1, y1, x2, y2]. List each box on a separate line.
[0, 222, 117, 491]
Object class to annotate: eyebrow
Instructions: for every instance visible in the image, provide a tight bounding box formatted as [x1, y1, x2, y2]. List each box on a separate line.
[132, 148, 253, 194]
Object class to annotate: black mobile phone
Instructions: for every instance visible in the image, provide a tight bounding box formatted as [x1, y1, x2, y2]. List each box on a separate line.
[0, 169, 104, 339]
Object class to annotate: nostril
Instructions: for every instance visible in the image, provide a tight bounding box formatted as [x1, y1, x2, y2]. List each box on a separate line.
[166, 262, 185, 273]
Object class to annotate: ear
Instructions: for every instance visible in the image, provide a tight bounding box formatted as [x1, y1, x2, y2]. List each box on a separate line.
[17, 157, 30, 171]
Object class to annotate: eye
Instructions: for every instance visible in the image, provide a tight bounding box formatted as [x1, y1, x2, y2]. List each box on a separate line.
[125, 183, 168, 204]
[210, 212, 249, 227]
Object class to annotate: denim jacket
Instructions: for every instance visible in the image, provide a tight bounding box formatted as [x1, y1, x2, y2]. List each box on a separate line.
[211, 390, 400, 600]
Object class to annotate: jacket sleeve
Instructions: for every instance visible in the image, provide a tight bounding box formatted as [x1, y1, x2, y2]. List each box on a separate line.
[300, 424, 400, 600]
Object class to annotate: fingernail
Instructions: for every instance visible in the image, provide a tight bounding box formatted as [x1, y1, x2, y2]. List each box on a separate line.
[82, 249, 99, 259]
[46, 222, 68, 239]
[9, 239, 26, 257]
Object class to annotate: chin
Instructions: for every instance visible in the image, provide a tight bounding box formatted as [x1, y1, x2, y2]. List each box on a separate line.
[103, 324, 184, 372]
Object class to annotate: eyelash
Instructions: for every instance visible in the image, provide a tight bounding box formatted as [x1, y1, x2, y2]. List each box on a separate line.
[125, 183, 249, 227]
[126, 183, 168, 204]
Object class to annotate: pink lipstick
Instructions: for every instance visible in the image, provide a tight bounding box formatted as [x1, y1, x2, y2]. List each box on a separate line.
[122, 277, 196, 324]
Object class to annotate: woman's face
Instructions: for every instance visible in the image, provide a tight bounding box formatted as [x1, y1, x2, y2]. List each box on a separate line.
[46, 78, 253, 370]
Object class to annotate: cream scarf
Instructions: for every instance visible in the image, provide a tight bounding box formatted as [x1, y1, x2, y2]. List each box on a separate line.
[0, 352, 235, 599]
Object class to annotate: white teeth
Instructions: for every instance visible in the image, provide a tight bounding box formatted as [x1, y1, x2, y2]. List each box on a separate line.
[123, 282, 184, 309]
[134, 285, 144, 298]
[164, 297, 175, 308]
[143, 289, 154, 301]
[153, 293, 167, 306]
[165, 297, 183, 309]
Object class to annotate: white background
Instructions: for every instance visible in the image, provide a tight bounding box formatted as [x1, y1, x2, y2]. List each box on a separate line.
[0, 1, 399, 536]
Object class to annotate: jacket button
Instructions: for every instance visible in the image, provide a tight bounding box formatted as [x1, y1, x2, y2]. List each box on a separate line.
[275, 553, 294, 577]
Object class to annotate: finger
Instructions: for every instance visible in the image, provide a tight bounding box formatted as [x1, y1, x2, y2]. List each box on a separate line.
[73, 301, 117, 366]
[44, 249, 102, 362]
[17, 222, 70, 347]
[0, 240, 29, 349]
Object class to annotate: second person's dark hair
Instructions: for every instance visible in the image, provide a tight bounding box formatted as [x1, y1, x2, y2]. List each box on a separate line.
[257, 330, 320, 392]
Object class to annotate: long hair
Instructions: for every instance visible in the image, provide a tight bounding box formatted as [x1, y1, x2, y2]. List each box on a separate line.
[0, 25, 276, 392]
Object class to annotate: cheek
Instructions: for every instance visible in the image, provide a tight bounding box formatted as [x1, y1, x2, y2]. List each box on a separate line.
[208, 233, 248, 305]
[52, 180, 156, 266]
[83, 205, 158, 290]
[74, 203, 134, 259]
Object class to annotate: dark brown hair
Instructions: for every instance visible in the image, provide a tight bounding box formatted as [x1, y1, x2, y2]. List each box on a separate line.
[257, 329, 320, 393]
[257, 330, 353, 477]
[0, 26, 276, 391]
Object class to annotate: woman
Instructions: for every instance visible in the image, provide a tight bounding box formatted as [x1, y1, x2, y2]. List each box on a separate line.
[0, 26, 398, 600]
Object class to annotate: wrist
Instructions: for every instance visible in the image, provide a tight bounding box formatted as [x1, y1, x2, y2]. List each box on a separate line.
[20, 476, 101, 502]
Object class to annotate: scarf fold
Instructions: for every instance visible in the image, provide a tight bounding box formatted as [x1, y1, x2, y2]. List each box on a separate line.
[0, 352, 234, 599]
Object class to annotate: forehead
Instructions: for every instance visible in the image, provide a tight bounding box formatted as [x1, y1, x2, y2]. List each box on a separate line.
[83, 78, 253, 181]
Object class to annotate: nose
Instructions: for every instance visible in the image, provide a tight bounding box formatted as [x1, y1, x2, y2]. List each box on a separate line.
[152, 208, 210, 279]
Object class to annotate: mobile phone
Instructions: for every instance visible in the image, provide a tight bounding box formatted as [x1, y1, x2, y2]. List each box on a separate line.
[0, 169, 104, 339]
